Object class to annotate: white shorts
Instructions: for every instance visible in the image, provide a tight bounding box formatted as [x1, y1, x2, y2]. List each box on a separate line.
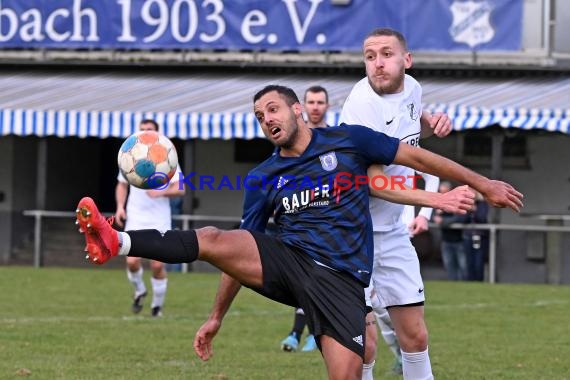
[365, 223, 425, 309]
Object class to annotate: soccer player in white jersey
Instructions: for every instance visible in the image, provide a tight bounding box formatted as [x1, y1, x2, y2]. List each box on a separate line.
[376, 171, 440, 375]
[115, 120, 185, 317]
[340, 28, 452, 380]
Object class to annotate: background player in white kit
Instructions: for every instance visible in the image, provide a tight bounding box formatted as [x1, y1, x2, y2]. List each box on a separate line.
[340, 28, 452, 379]
[401, 172, 440, 237]
[115, 119, 185, 316]
[374, 171, 440, 375]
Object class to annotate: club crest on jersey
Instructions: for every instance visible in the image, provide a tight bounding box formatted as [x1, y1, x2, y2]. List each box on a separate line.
[449, 0, 495, 48]
[407, 103, 419, 121]
[319, 152, 338, 171]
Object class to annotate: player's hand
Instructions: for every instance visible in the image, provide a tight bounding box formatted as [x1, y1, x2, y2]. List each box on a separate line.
[194, 318, 222, 361]
[429, 112, 452, 137]
[480, 180, 524, 212]
[437, 185, 476, 214]
[408, 215, 429, 236]
[114, 208, 126, 228]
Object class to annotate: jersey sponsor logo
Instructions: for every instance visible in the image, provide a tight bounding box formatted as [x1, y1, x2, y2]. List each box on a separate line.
[386, 117, 395, 125]
[319, 152, 338, 171]
[400, 132, 421, 147]
[281, 183, 332, 213]
[352, 335, 363, 347]
[449, 0, 495, 48]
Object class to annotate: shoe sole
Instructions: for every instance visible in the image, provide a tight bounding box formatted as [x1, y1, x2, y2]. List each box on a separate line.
[132, 292, 147, 314]
[281, 344, 297, 352]
[76, 198, 112, 265]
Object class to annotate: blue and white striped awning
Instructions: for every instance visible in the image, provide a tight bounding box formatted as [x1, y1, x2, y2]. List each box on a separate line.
[0, 109, 265, 140]
[422, 105, 570, 134]
[0, 70, 568, 139]
[2, 106, 569, 139]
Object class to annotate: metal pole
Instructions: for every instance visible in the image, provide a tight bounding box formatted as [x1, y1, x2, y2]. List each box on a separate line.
[543, 0, 553, 57]
[181, 217, 190, 273]
[33, 213, 42, 268]
[488, 225, 497, 284]
[33, 139, 48, 267]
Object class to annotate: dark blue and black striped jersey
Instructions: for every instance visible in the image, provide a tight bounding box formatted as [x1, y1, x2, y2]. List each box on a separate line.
[241, 124, 399, 285]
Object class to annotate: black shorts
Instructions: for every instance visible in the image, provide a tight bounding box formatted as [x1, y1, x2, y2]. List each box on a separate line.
[246, 230, 366, 358]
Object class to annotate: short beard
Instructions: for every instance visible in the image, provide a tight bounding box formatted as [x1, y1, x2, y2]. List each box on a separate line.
[278, 113, 300, 149]
[368, 67, 405, 95]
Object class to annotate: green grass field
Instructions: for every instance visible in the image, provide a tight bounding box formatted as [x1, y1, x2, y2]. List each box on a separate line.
[1, 267, 569, 380]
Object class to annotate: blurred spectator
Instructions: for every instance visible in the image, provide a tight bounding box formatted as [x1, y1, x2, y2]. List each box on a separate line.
[463, 192, 489, 281]
[170, 196, 184, 230]
[433, 181, 468, 281]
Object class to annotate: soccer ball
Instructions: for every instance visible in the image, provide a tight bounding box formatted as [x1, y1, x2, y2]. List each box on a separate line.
[117, 130, 178, 189]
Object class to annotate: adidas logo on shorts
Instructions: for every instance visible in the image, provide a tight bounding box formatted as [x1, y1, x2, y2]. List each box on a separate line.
[352, 335, 363, 346]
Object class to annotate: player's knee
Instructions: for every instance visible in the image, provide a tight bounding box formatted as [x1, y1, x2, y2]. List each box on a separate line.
[126, 256, 141, 271]
[196, 226, 224, 245]
[400, 325, 428, 352]
[326, 359, 363, 380]
[414, 328, 428, 351]
[149, 260, 164, 273]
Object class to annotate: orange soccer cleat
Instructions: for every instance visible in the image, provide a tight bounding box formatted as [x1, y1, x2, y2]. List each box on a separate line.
[75, 197, 119, 265]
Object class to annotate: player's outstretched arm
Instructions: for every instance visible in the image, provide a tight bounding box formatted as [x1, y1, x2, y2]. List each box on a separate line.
[194, 273, 242, 361]
[367, 165, 475, 214]
[392, 143, 524, 212]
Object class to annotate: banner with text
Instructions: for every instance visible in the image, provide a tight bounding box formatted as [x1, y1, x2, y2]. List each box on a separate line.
[0, 0, 522, 51]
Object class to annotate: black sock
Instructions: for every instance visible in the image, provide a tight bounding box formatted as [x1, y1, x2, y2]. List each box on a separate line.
[291, 310, 307, 340]
[127, 230, 199, 263]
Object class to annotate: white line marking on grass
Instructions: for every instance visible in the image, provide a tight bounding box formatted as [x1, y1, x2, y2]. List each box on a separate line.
[428, 299, 570, 309]
[0, 309, 291, 324]
[1, 300, 566, 324]
[0, 316, 142, 324]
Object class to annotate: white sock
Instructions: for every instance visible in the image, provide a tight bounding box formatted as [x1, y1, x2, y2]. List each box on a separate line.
[362, 360, 375, 380]
[127, 267, 146, 297]
[118, 232, 131, 256]
[401, 348, 433, 380]
[374, 308, 401, 360]
[151, 277, 168, 308]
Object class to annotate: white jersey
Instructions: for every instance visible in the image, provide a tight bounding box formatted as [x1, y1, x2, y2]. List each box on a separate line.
[117, 165, 182, 231]
[401, 171, 440, 227]
[340, 74, 423, 231]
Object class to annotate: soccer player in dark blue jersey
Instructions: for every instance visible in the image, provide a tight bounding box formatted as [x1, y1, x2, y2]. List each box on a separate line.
[280, 85, 330, 353]
[76, 85, 522, 380]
